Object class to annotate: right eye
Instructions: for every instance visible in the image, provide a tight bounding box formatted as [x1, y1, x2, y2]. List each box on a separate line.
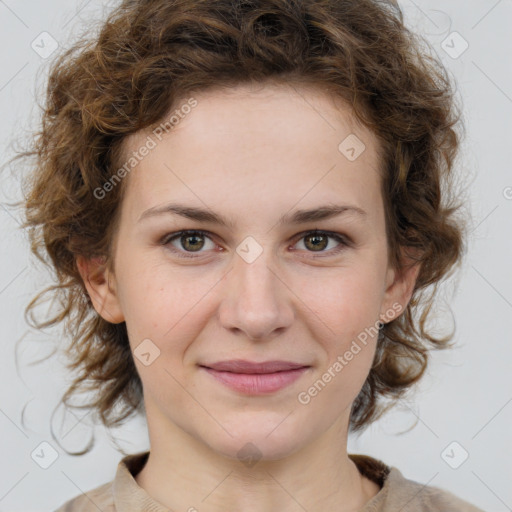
[160, 230, 219, 259]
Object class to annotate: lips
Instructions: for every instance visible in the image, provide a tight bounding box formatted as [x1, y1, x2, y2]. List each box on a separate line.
[201, 359, 309, 374]
[199, 359, 311, 394]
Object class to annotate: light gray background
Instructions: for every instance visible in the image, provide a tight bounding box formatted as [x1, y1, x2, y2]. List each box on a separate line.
[0, 1, 511, 510]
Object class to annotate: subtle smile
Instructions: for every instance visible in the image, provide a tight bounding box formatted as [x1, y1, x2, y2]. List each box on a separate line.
[199, 360, 311, 394]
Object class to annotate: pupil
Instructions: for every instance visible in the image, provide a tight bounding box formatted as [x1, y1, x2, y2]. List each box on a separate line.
[184, 234, 204, 251]
[307, 234, 326, 251]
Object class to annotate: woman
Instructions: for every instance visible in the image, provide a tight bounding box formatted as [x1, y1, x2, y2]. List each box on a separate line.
[19, 0, 483, 510]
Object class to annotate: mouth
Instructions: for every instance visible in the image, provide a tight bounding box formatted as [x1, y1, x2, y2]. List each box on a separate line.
[199, 360, 311, 394]
[200, 359, 309, 373]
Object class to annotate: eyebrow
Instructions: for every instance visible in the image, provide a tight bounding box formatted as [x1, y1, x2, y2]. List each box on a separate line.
[138, 202, 367, 228]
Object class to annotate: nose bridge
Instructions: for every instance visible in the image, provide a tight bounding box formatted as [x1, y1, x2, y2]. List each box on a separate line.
[238, 247, 277, 294]
[218, 242, 293, 339]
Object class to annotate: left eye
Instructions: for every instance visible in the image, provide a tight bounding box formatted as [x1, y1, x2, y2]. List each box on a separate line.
[293, 231, 349, 254]
[160, 229, 349, 259]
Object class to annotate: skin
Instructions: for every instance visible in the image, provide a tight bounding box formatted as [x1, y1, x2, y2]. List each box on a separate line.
[77, 81, 420, 512]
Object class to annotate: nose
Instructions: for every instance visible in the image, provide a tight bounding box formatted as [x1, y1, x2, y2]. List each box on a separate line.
[217, 249, 294, 341]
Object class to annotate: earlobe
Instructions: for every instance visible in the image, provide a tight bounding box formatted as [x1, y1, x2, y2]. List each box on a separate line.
[76, 255, 125, 324]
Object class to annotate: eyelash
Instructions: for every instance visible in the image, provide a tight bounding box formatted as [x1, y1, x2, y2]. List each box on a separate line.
[159, 229, 351, 260]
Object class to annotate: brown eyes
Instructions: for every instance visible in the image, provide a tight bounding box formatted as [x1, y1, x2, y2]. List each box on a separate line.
[160, 229, 351, 259]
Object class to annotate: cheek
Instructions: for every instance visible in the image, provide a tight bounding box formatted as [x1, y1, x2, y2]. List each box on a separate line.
[119, 272, 208, 396]
[117, 262, 218, 354]
[302, 278, 381, 410]
[305, 267, 384, 338]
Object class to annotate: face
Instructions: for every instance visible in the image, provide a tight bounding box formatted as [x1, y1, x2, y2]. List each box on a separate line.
[79, 82, 417, 462]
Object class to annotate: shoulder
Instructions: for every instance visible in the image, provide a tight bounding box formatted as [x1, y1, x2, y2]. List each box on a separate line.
[385, 468, 485, 511]
[53, 481, 115, 512]
[349, 453, 485, 512]
[52, 451, 149, 512]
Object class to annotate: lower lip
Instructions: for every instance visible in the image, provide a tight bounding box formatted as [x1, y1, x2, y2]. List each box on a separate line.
[201, 367, 309, 394]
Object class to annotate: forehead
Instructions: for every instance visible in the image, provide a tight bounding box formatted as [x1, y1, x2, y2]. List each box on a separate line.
[118, 82, 383, 224]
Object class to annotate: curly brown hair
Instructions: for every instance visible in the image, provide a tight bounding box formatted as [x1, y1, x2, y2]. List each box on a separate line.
[12, 0, 465, 453]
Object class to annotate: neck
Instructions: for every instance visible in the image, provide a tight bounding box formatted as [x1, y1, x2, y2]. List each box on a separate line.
[134, 403, 381, 512]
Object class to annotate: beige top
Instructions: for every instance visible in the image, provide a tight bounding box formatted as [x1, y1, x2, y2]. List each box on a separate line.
[54, 451, 484, 511]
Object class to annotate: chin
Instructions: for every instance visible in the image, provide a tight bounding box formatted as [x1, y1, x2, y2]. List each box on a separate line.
[203, 417, 312, 464]
[213, 437, 302, 465]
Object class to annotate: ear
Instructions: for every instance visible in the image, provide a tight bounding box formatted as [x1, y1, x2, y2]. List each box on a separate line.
[380, 247, 422, 324]
[76, 255, 125, 324]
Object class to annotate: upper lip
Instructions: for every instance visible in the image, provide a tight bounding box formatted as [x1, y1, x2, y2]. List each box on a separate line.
[201, 360, 310, 374]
